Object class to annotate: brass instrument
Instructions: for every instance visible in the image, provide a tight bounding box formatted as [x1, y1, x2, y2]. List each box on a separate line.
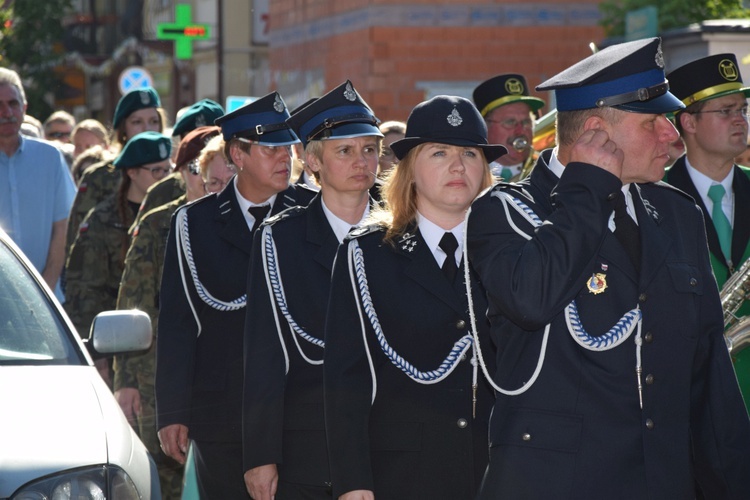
[721, 258, 750, 354]
[519, 108, 558, 180]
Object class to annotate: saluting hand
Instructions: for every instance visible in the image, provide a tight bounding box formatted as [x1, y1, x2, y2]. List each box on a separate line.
[157, 423, 189, 464]
[569, 129, 624, 179]
[244, 464, 278, 500]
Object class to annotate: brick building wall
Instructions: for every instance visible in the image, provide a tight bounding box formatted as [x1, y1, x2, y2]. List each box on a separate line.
[269, 1, 605, 122]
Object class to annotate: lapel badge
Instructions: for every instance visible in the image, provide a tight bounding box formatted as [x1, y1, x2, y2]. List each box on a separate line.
[642, 198, 659, 222]
[399, 232, 417, 253]
[586, 273, 608, 295]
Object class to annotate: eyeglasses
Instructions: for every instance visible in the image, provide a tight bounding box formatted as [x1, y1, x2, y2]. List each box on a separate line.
[139, 165, 172, 179]
[205, 178, 229, 193]
[486, 117, 533, 130]
[237, 137, 293, 156]
[47, 131, 71, 139]
[690, 106, 750, 120]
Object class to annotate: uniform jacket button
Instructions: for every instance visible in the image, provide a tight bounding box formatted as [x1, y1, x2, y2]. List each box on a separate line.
[689, 278, 698, 286]
[607, 192, 618, 201]
[457, 418, 468, 429]
[645, 374, 654, 385]
[639, 293, 647, 302]
[645, 418, 654, 430]
[644, 332, 653, 343]
[522, 433, 532, 441]
[455, 319, 466, 329]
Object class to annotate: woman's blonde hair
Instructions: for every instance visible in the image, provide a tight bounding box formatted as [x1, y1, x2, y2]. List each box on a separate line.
[198, 135, 226, 181]
[371, 143, 493, 244]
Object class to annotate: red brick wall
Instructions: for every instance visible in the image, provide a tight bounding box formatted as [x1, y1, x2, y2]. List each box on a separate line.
[269, 1, 605, 122]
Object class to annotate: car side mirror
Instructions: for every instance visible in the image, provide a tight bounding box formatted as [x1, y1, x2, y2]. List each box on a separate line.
[89, 310, 153, 355]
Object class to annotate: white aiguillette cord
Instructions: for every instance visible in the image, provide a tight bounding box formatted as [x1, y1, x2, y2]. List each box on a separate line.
[463, 190, 644, 408]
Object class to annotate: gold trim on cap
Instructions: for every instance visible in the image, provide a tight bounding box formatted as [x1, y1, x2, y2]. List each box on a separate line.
[681, 82, 746, 105]
[481, 95, 544, 117]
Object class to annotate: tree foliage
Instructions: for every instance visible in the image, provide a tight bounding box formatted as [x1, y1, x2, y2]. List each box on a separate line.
[0, 0, 73, 119]
[598, 0, 748, 38]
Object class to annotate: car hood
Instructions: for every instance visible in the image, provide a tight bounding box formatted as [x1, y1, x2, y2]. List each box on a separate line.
[0, 365, 140, 497]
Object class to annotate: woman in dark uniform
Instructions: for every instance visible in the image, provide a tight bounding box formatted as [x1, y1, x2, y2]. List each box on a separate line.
[324, 95, 506, 500]
[242, 80, 382, 500]
[155, 92, 316, 499]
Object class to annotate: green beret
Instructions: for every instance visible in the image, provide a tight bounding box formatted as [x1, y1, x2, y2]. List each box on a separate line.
[113, 87, 161, 129]
[172, 99, 225, 138]
[114, 131, 172, 170]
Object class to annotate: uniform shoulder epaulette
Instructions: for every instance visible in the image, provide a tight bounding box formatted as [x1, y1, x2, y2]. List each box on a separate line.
[347, 223, 383, 240]
[263, 205, 306, 226]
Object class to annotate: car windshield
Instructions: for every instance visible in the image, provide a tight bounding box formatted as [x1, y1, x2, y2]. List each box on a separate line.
[0, 240, 83, 365]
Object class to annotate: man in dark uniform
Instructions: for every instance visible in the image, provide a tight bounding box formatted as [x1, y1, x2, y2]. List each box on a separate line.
[155, 92, 316, 499]
[242, 80, 382, 500]
[472, 73, 545, 180]
[664, 54, 750, 412]
[467, 37, 750, 498]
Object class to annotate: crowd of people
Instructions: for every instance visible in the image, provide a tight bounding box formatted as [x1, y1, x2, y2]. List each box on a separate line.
[2, 35, 750, 500]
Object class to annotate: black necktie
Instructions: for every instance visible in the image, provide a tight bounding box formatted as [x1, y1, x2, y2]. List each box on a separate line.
[439, 232, 459, 283]
[248, 205, 271, 232]
[613, 192, 641, 273]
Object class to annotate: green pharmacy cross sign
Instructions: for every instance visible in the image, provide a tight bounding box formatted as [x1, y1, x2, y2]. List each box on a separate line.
[157, 4, 210, 59]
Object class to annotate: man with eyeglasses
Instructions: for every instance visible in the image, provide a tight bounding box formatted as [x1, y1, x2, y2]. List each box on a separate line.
[472, 73, 545, 181]
[43, 110, 76, 144]
[155, 92, 316, 499]
[665, 53, 750, 414]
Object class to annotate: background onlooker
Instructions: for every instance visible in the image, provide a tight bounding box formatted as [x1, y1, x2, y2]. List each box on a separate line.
[71, 118, 109, 159]
[43, 110, 76, 144]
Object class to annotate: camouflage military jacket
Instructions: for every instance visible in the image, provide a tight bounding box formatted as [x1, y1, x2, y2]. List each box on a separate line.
[64, 193, 134, 338]
[131, 172, 186, 234]
[114, 196, 187, 391]
[65, 161, 120, 255]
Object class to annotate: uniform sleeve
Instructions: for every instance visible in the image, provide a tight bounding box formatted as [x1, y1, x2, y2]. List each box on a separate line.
[242, 228, 288, 472]
[63, 211, 116, 338]
[155, 210, 199, 431]
[467, 163, 621, 330]
[689, 205, 750, 498]
[114, 218, 161, 392]
[324, 240, 376, 497]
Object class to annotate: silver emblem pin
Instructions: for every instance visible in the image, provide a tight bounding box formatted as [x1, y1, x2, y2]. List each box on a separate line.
[159, 142, 168, 159]
[139, 91, 150, 105]
[343, 82, 357, 102]
[654, 42, 664, 69]
[447, 107, 463, 127]
[273, 94, 285, 113]
[195, 114, 207, 127]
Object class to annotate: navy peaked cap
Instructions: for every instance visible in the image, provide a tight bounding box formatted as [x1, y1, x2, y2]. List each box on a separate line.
[214, 91, 298, 145]
[285, 80, 382, 148]
[537, 37, 684, 114]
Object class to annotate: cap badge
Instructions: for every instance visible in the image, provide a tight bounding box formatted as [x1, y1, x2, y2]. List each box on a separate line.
[719, 59, 739, 82]
[398, 232, 417, 253]
[447, 107, 463, 127]
[654, 42, 664, 69]
[159, 142, 168, 159]
[586, 273, 607, 295]
[140, 90, 151, 105]
[273, 94, 285, 113]
[505, 78, 525, 96]
[343, 82, 357, 102]
[195, 114, 207, 127]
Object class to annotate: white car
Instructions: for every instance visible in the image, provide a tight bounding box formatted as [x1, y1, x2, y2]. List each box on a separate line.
[0, 229, 161, 499]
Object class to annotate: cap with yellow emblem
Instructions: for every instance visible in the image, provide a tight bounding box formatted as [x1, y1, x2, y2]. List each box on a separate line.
[472, 74, 546, 117]
[667, 53, 750, 110]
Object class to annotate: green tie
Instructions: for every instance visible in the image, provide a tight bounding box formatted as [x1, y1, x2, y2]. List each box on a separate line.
[500, 167, 513, 181]
[707, 184, 732, 261]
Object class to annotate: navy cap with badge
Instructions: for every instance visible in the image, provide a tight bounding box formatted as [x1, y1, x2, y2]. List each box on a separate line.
[537, 37, 684, 114]
[113, 131, 172, 170]
[113, 87, 161, 129]
[172, 99, 225, 138]
[390, 95, 507, 162]
[473, 74, 546, 117]
[285, 80, 382, 149]
[667, 53, 750, 109]
[214, 91, 298, 145]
